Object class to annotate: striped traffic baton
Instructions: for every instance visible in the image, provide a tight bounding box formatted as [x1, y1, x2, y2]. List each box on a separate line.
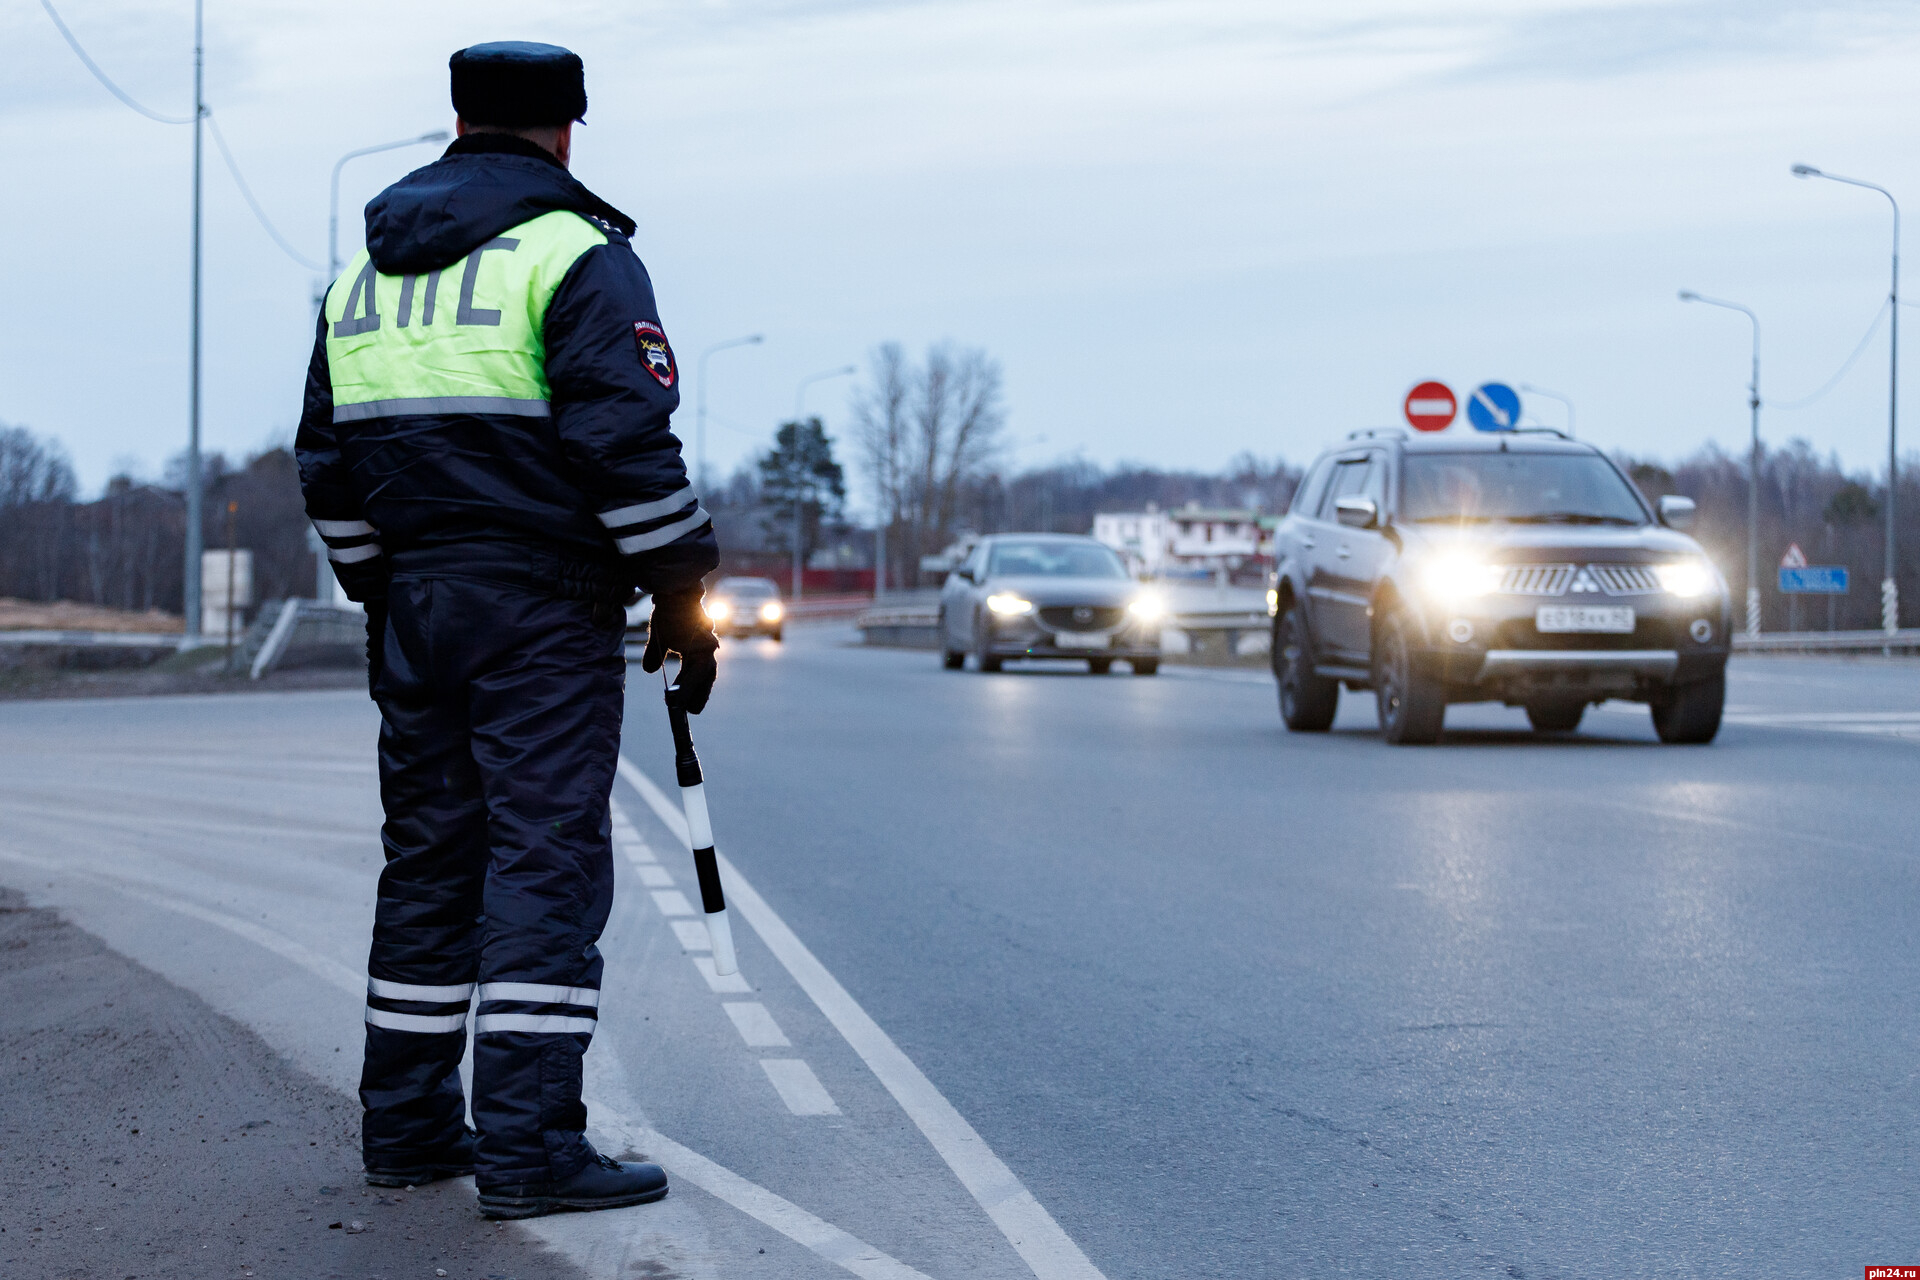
[664, 677, 739, 976]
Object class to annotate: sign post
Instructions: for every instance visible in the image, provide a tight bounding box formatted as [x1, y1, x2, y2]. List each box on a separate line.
[1777, 543, 1848, 633]
[1403, 381, 1456, 432]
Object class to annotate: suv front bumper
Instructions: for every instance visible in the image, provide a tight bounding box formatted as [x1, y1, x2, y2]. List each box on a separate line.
[1412, 595, 1731, 700]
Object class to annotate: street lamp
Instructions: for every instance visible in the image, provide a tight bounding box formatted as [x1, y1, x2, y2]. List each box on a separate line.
[1679, 290, 1764, 638]
[1792, 163, 1901, 634]
[1517, 383, 1574, 436]
[788, 366, 857, 603]
[694, 335, 764, 494]
[329, 131, 450, 279]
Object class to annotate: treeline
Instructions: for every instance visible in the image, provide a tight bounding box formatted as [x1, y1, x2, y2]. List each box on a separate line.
[0, 424, 314, 615]
[4, 410, 1917, 632]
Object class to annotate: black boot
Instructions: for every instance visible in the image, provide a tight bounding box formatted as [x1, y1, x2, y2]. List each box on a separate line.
[364, 1128, 477, 1187]
[477, 1148, 669, 1220]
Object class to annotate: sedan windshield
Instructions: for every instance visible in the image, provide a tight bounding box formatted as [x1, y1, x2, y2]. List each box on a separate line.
[1401, 453, 1647, 525]
[988, 541, 1129, 579]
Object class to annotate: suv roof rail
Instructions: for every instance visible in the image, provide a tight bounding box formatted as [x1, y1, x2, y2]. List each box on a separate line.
[1508, 426, 1572, 440]
[1345, 426, 1410, 441]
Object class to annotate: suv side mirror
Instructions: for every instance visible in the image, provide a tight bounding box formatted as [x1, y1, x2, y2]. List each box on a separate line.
[949, 565, 974, 583]
[1657, 494, 1696, 531]
[1333, 496, 1379, 529]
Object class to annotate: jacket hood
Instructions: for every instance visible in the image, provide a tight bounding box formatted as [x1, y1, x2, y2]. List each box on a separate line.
[362, 135, 636, 276]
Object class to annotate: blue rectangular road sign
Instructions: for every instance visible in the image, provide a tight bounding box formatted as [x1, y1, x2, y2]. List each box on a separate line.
[1778, 566, 1849, 594]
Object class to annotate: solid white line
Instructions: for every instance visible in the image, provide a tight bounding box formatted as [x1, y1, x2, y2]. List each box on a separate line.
[723, 1001, 791, 1047]
[617, 754, 1109, 1280]
[0, 846, 935, 1280]
[761, 1058, 842, 1115]
[583, 1050, 914, 1278]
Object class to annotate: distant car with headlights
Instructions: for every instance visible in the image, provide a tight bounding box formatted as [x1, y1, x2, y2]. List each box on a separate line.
[624, 592, 653, 641]
[704, 576, 785, 640]
[1268, 428, 1731, 744]
[938, 534, 1163, 674]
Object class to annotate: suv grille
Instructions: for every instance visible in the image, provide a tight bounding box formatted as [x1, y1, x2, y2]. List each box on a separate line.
[1497, 564, 1574, 595]
[1494, 563, 1661, 596]
[1038, 605, 1125, 632]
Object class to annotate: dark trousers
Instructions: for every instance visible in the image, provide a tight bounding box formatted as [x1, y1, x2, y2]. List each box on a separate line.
[359, 574, 625, 1187]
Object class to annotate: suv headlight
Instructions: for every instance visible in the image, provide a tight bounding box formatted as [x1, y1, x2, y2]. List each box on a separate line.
[986, 592, 1034, 616]
[1655, 560, 1713, 599]
[704, 598, 732, 623]
[759, 601, 784, 622]
[1127, 593, 1165, 622]
[1421, 553, 1500, 604]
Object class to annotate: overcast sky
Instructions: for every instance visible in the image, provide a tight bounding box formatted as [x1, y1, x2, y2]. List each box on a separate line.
[6, 0, 1920, 512]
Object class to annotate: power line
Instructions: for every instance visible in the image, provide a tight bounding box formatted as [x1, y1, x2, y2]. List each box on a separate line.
[41, 0, 323, 273]
[1774, 298, 1890, 410]
[39, 0, 193, 124]
[206, 112, 324, 272]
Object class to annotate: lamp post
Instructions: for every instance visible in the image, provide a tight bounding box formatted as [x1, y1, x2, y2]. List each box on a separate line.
[1793, 164, 1900, 634]
[789, 366, 856, 603]
[1679, 290, 1763, 637]
[1517, 383, 1574, 436]
[694, 335, 764, 495]
[329, 131, 450, 280]
[183, 0, 205, 642]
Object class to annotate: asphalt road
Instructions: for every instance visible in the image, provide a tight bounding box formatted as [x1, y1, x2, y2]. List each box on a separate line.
[2, 634, 1917, 1277]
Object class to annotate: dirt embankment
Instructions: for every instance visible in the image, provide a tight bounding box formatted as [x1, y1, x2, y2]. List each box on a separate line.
[0, 598, 184, 634]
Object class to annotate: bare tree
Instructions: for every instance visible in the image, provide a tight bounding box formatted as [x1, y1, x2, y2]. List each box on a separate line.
[854, 343, 1006, 583]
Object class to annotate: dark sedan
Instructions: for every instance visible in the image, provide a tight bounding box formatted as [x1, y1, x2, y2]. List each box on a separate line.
[938, 535, 1163, 674]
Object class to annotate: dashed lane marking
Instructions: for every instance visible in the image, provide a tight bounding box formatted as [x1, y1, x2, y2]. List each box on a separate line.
[652, 888, 697, 916]
[761, 1058, 843, 1116]
[0, 846, 936, 1280]
[618, 754, 1111, 1280]
[724, 1000, 793, 1047]
[694, 955, 754, 994]
[637, 864, 676, 887]
[672, 919, 714, 950]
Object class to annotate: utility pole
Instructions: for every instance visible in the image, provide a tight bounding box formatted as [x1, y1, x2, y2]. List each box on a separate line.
[182, 0, 205, 643]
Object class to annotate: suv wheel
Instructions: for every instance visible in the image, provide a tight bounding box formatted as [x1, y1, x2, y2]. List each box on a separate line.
[1525, 700, 1585, 733]
[1273, 602, 1338, 732]
[1650, 671, 1724, 744]
[1374, 610, 1445, 745]
[938, 610, 965, 668]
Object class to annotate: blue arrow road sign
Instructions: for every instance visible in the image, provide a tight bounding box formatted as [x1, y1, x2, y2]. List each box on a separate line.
[1778, 566, 1849, 594]
[1467, 382, 1521, 431]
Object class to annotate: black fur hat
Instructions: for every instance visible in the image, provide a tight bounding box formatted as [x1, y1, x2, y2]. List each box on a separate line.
[450, 42, 586, 127]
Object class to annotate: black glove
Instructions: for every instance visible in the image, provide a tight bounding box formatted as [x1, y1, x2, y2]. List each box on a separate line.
[364, 598, 389, 698]
[641, 588, 718, 714]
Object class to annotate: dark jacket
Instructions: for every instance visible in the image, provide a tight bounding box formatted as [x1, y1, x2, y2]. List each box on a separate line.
[296, 134, 717, 603]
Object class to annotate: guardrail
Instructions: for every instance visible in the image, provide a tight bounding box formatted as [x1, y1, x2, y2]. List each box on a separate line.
[1733, 628, 1920, 655]
[854, 589, 1275, 663]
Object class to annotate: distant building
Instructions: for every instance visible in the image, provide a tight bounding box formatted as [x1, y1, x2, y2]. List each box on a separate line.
[1093, 502, 1269, 577]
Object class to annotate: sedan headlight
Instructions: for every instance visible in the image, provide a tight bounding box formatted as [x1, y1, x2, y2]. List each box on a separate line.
[759, 601, 784, 623]
[1421, 553, 1500, 603]
[1127, 593, 1165, 623]
[986, 592, 1034, 616]
[1655, 559, 1713, 599]
[704, 598, 732, 623]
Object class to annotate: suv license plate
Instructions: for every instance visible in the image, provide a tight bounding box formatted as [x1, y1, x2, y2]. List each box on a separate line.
[1053, 631, 1110, 649]
[1536, 605, 1634, 634]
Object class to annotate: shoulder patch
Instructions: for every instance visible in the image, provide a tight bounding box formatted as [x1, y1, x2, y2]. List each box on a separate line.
[633, 321, 677, 389]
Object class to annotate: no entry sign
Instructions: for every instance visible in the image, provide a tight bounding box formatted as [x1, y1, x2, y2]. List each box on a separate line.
[1403, 381, 1456, 432]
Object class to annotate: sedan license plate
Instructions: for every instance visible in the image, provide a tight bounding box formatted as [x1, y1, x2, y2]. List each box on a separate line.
[1536, 605, 1634, 634]
[1052, 630, 1110, 649]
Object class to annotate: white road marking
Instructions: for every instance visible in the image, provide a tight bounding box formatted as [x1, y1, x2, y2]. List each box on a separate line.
[761, 1058, 843, 1115]
[671, 919, 714, 951]
[619, 754, 1110, 1280]
[651, 889, 696, 916]
[0, 846, 935, 1280]
[620, 840, 659, 864]
[723, 1000, 791, 1047]
[637, 865, 676, 888]
[693, 955, 754, 994]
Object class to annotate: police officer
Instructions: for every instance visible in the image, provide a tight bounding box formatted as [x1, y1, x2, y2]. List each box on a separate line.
[296, 41, 719, 1219]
